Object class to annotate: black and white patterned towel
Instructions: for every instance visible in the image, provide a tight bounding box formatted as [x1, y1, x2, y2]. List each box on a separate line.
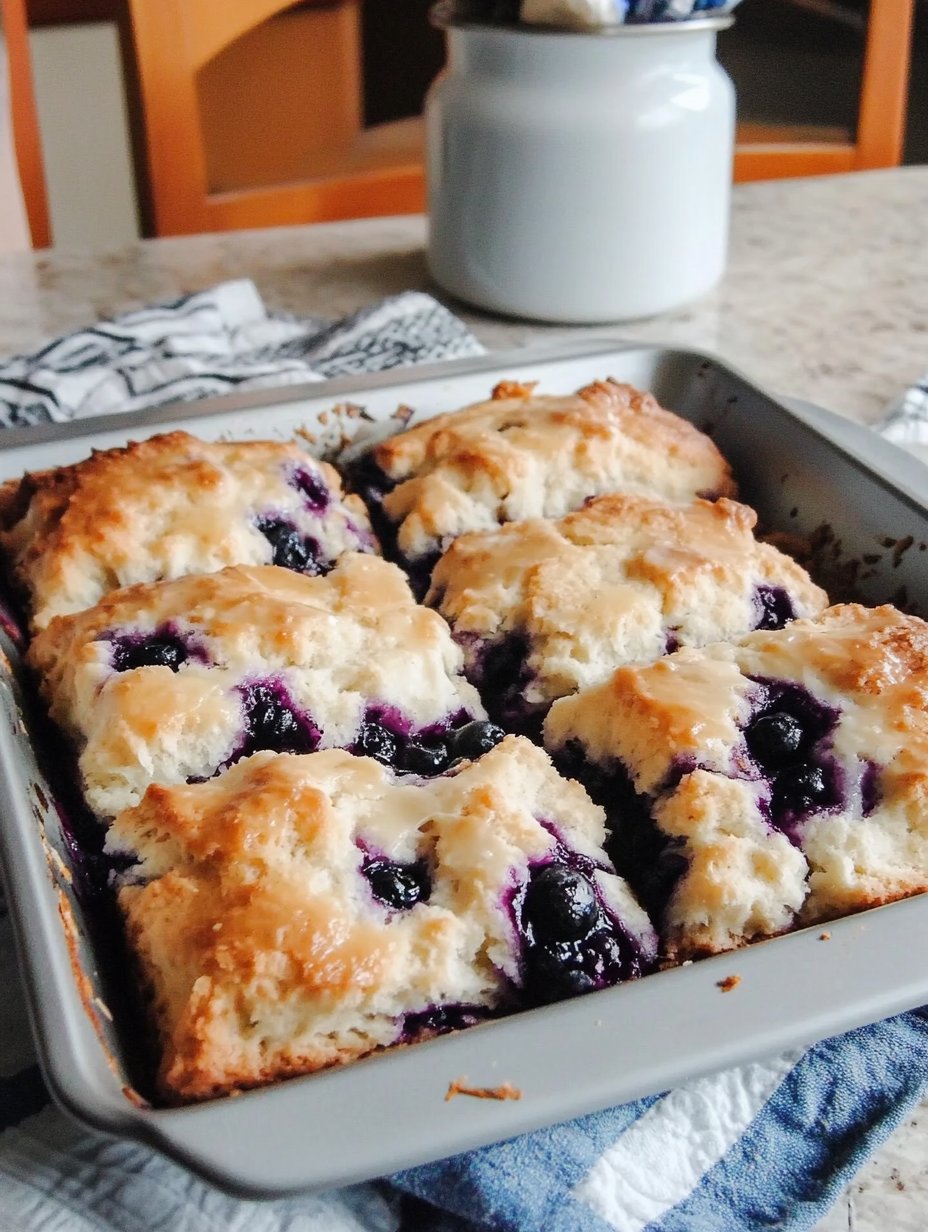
[0, 280, 485, 429]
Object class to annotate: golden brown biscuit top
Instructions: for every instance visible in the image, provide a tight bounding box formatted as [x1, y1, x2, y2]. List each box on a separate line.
[430, 493, 827, 639]
[29, 553, 449, 691]
[544, 604, 928, 796]
[372, 380, 737, 560]
[428, 493, 828, 708]
[105, 738, 657, 1100]
[28, 556, 483, 818]
[108, 737, 610, 881]
[0, 430, 374, 628]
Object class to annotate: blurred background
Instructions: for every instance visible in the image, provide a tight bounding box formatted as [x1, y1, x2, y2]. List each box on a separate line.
[20, 0, 927, 248]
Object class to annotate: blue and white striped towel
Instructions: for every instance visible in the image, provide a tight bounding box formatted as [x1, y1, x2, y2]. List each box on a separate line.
[1, 282, 927, 1232]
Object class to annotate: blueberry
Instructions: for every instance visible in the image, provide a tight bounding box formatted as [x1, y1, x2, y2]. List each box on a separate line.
[448, 720, 506, 762]
[775, 763, 829, 812]
[528, 941, 598, 1003]
[365, 858, 430, 910]
[754, 585, 796, 631]
[523, 865, 600, 942]
[112, 634, 188, 673]
[402, 1004, 488, 1040]
[291, 466, 330, 512]
[354, 720, 400, 766]
[861, 760, 882, 816]
[746, 711, 805, 768]
[243, 685, 314, 754]
[257, 518, 321, 574]
[402, 741, 450, 776]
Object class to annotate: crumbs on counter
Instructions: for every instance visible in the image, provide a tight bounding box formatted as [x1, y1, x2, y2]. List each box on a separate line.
[819, 931, 832, 941]
[717, 975, 741, 993]
[445, 1077, 523, 1103]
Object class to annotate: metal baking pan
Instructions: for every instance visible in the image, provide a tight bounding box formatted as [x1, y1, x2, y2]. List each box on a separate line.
[2, 337, 928, 1198]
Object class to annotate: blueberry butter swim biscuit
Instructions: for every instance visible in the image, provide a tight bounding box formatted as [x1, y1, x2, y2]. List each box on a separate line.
[0, 431, 376, 629]
[106, 737, 658, 1101]
[544, 604, 928, 962]
[28, 555, 484, 819]
[427, 493, 829, 734]
[354, 379, 737, 594]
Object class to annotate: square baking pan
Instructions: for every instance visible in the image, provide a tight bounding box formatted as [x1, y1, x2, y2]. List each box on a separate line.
[3, 337, 928, 1199]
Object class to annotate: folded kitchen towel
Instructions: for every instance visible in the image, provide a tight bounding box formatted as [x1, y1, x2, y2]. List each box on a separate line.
[1, 285, 928, 1232]
[0, 279, 484, 427]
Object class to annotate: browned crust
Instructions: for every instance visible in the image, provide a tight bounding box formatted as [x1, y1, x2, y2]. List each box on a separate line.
[374, 378, 737, 497]
[445, 1077, 523, 1102]
[0, 430, 370, 630]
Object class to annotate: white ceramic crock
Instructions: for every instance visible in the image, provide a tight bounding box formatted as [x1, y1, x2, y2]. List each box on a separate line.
[425, 5, 735, 323]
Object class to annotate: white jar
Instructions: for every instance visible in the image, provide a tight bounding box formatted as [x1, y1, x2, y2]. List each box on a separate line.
[425, 6, 735, 323]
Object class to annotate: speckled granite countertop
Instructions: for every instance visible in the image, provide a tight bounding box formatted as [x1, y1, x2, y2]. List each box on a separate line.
[2, 166, 928, 1229]
[2, 167, 925, 427]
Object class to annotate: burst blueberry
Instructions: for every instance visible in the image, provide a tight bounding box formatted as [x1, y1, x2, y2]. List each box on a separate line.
[242, 684, 316, 754]
[523, 865, 600, 942]
[527, 940, 598, 1003]
[746, 711, 805, 769]
[753, 585, 796, 631]
[775, 763, 829, 812]
[402, 741, 450, 776]
[354, 720, 400, 766]
[449, 720, 506, 762]
[291, 466, 330, 513]
[111, 633, 188, 673]
[257, 517, 321, 574]
[364, 858, 431, 909]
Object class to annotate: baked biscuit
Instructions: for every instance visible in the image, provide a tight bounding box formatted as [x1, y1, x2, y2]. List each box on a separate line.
[428, 493, 829, 733]
[106, 738, 658, 1101]
[352, 379, 736, 593]
[28, 555, 484, 819]
[0, 431, 376, 629]
[544, 604, 928, 962]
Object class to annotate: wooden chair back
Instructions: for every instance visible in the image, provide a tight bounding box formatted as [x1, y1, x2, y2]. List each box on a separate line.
[116, 0, 425, 237]
[734, 0, 915, 181]
[2, 0, 51, 246]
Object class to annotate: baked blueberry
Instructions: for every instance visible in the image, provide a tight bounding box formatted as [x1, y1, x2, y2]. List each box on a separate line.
[402, 1004, 491, 1040]
[753, 585, 796, 631]
[449, 720, 506, 762]
[402, 741, 450, 776]
[861, 760, 882, 816]
[111, 632, 188, 673]
[746, 711, 805, 769]
[364, 857, 431, 910]
[290, 466, 330, 512]
[241, 683, 318, 756]
[257, 517, 321, 574]
[523, 864, 599, 942]
[774, 763, 830, 813]
[354, 720, 400, 766]
[528, 941, 598, 1001]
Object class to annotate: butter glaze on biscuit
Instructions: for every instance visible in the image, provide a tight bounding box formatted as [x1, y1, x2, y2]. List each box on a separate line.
[28, 555, 483, 819]
[0, 431, 376, 629]
[428, 493, 828, 730]
[544, 604, 928, 961]
[365, 379, 737, 573]
[106, 738, 658, 1101]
